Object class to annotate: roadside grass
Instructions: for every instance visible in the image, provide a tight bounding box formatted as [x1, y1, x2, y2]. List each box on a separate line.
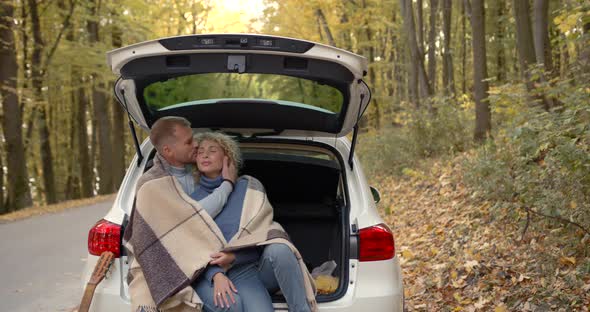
[0, 194, 115, 223]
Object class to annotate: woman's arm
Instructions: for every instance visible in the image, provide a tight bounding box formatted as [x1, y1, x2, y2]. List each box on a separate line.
[232, 248, 261, 265]
[198, 181, 233, 218]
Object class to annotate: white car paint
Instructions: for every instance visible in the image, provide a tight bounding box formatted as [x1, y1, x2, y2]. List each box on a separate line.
[81, 136, 404, 311]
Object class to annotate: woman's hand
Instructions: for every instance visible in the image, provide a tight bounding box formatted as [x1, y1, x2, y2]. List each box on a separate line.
[212, 272, 238, 308]
[210, 252, 236, 270]
[221, 156, 237, 184]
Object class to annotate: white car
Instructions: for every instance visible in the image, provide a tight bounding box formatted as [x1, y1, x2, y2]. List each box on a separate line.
[82, 34, 404, 311]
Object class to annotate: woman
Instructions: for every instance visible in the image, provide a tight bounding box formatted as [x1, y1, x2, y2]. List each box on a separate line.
[190, 132, 315, 312]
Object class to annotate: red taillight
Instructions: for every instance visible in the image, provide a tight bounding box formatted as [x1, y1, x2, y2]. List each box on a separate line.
[359, 223, 395, 261]
[88, 219, 121, 258]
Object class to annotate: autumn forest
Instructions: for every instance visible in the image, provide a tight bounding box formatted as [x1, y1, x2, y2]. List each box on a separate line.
[0, 0, 589, 309]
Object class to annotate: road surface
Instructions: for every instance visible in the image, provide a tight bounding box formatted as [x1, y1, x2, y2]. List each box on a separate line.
[0, 200, 113, 312]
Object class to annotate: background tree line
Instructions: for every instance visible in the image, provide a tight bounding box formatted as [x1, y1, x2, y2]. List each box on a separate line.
[0, 0, 216, 212]
[0, 0, 588, 223]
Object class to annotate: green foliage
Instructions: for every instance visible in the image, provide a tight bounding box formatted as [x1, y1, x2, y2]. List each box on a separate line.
[463, 81, 590, 233]
[358, 97, 473, 177]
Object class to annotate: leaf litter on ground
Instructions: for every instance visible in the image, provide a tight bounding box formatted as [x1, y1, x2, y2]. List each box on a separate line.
[373, 158, 590, 311]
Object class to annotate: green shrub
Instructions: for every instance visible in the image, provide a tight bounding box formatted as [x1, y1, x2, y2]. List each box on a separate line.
[357, 97, 473, 177]
[463, 81, 590, 233]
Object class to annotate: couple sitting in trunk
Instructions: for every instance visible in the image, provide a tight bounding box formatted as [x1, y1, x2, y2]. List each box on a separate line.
[123, 116, 317, 312]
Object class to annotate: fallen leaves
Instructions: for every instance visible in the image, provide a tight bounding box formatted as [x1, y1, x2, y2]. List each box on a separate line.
[559, 256, 576, 266]
[373, 158, 590, 311]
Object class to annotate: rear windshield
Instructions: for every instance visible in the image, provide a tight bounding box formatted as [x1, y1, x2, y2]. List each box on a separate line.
[143, 73, 344, 114]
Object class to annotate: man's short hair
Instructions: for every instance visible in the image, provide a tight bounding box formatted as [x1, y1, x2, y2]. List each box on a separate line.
[150, 116, 191, 153]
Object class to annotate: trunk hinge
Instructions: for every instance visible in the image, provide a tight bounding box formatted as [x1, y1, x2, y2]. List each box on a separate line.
[348, 80, 372, 170]
[348, 124, 359, 170]
[348, 91, 367, 170]
[115, 79, 144, 166]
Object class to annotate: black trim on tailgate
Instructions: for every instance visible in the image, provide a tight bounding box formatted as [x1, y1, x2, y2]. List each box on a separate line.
[159, 35, 315, 53]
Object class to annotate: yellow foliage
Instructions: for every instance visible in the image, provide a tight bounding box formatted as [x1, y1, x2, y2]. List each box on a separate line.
[494, 305, 508, 312]
[401, 249, 414, 260]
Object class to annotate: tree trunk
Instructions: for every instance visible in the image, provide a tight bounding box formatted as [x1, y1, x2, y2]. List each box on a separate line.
[401, 0, 432, 106]
[28, 0, 57, 204]
[88, 1, 114, 195]
[0, 1, 33, 210]
[470, 0, 491, 141]
[560, 34, 570, 79]
[338, 8, 352, 50]
[111, 22, 126, 190]
[513, 0, 548, 109]
[78, 84, 93, 197]
[417, 0, 424, 56]
[92, 83, 113, 195]
[579, 18, 590, 74]
[496, 0, 506, 82]
[427, 0, 438, 93]
[533, 0, 557, 108]
[441, 0, 455, 96]
[315, 8, 336, 47]
[533, 0, 553, 74]
[0, 145, 4, 213]
[461, 0, 467, 95]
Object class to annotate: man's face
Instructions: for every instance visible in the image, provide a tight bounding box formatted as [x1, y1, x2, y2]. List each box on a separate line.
[163, 125, 196, 166]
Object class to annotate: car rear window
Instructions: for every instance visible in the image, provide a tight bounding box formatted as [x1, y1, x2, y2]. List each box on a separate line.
[143, 73, 344, 114]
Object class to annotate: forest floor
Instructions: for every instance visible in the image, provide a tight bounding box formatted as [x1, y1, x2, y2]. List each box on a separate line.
[376, 158, 590, 312]
[0, 194, 115, 223]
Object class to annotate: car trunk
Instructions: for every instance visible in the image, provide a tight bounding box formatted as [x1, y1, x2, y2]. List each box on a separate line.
[239, 142, 348, 301]
[130, 142, 349, 302]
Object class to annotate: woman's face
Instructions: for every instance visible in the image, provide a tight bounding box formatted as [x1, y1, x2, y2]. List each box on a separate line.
[196, 140, 226, 178]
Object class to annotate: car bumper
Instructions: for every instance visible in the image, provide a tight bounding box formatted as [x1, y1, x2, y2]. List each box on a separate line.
[84, 258, 403, 312]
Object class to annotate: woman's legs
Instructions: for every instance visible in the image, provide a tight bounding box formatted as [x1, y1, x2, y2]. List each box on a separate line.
[257, 244, 312, 312]
[192, 262, 274, 312]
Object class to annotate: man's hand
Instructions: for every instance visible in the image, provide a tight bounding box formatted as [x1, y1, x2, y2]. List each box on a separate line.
[210, 252, 236, 270]
[212, 273, 238, 308]
[221, 156, 237, 184]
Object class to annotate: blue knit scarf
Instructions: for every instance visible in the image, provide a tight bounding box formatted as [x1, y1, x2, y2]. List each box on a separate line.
[191, 175, 248, 241]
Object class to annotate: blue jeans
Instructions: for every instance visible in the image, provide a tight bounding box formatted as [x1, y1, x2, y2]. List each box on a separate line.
[192, 262, 274, 312]
[258, 244, 312, 312]
[192, 244, 312, 312]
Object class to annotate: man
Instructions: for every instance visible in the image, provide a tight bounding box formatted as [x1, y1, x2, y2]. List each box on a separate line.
[124, 117, 316, 312]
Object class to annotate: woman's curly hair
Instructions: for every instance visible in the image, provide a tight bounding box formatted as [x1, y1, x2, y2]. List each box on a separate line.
[193, 132, 242, 171]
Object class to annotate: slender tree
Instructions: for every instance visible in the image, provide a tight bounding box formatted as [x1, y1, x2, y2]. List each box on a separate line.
[315, 8, 336, 46]
[496, 0, 507, 82]
[427, 0, 439, 92]
[87, 0, 114, 195]
[461, 0, 468, 95]
[28, 0, 59, 204]
[441, 0, 455, 96]
[513, 0, 550, 109]
[0, 0, 33, 210]
[401, 0, 432, 107]
[469, 0, 491, 141]
[533, 0, 553, 74]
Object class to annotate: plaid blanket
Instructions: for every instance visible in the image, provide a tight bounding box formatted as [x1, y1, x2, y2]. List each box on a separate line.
[123, 155, 317, 312]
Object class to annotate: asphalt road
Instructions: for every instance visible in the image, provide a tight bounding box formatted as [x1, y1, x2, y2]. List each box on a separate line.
[0, 200, 113, 312]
